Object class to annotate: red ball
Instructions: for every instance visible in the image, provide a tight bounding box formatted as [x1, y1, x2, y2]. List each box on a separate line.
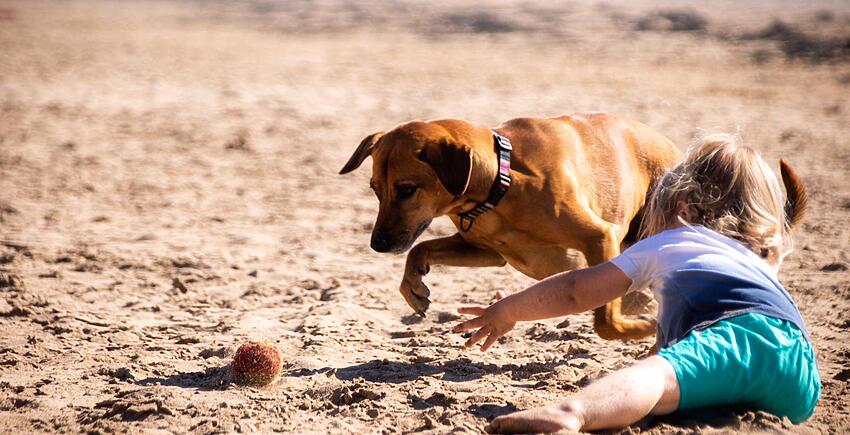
[231, 340, 282, 386]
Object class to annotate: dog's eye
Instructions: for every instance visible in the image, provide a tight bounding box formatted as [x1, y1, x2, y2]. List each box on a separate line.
[396, 185, 418, 199]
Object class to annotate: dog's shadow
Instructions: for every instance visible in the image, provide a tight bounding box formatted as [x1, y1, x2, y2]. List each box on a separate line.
[286, 357, 572, 384]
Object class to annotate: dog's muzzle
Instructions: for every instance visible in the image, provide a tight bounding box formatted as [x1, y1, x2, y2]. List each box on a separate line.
[370, 234, 392, 253]
[370, 220, 431, 254]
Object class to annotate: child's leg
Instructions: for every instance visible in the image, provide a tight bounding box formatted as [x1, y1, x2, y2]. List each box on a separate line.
[486, 356, 679, 433]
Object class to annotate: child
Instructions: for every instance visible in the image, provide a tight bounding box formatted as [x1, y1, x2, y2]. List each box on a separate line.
[453, 134, 820, 433]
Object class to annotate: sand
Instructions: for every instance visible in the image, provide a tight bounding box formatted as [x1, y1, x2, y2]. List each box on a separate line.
[0, 0, 848, 433]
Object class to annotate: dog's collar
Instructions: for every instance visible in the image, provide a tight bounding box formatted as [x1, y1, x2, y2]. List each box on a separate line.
[458, 132, 512, 232]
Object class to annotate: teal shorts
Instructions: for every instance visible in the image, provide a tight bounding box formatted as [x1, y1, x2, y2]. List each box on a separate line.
[658, 313, 821, 424]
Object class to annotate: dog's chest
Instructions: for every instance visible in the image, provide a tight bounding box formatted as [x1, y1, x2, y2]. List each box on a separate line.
[466, 229, 512, 247]
[465, 227, 541, 255]
[457, 213, 540, 248]
[460, 221, 583, 279]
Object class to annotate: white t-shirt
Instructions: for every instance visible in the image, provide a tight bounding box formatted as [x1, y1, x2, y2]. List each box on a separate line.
[609, 225, 808, 347]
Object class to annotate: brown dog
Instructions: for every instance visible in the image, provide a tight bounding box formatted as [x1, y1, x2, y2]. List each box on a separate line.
[340, 112, 680, 340]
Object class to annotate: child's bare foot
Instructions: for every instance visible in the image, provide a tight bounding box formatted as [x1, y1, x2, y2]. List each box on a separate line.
[485, 404, 582, 434]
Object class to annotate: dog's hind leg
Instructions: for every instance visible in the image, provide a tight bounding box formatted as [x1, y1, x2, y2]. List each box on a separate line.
[583, 226, 656, 341]
[592, 299, 656, 340]
[401, 233, 506, 316]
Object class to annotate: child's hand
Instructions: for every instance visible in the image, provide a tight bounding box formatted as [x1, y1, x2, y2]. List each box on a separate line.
[453, 291, 516, 351]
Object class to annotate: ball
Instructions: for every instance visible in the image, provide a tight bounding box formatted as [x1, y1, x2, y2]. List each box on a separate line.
[231, 340, 282, 386]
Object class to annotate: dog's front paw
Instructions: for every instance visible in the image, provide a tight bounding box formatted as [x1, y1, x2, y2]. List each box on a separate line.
[399, 277, 431, 316]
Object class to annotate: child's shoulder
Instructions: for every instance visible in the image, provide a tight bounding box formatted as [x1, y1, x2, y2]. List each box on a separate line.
[628, 224, 775, 274]
[625, 225, 749, 263]
[640, 225, 732, 247]
[631, 225, 703, 249]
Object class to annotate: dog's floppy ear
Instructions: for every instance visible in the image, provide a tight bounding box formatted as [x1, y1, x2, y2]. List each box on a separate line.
[339, 132, 384, 174]
[417, 139, 473, 197]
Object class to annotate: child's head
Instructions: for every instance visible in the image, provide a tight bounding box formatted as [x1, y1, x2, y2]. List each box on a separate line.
[643, 134, 796, 265]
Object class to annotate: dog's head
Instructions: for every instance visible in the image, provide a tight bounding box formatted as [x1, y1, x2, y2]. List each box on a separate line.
[339, 120, 487, 253]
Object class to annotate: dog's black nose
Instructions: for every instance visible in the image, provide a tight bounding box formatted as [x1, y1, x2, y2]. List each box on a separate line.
[370, 234, 391, 253]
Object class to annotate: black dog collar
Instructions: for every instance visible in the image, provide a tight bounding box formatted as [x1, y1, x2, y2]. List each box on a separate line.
[458, 133, 512, 232]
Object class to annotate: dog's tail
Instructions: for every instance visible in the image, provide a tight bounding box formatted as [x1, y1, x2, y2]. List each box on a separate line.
[779, 159, 807, 229]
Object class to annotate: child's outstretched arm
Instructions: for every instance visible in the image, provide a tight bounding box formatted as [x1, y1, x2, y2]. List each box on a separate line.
[453, 262, 632, 351]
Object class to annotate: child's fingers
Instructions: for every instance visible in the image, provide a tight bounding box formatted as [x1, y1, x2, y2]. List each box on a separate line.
[494, 290, 506, 301]
[479, 332, 501, 352]
[457, 306, 486, 316]
[452, 316, 486, 333]
[464, 326, 491, 348]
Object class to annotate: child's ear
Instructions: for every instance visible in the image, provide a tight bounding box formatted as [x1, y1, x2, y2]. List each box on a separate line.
[676, 199, 696, 222]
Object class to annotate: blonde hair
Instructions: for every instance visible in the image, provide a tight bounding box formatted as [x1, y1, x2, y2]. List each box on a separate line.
[642, 134, 792, 265]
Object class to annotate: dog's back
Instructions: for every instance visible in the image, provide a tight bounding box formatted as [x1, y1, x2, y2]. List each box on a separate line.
[496, 112, 679, 242]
